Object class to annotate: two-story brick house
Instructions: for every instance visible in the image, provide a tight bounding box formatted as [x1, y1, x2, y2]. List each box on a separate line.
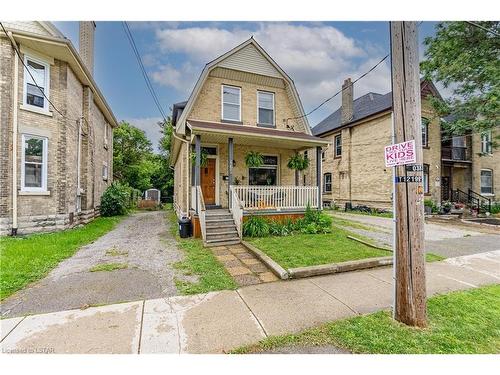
[310, 78, 498, 211]
[171, 38, 328, 246]
[0, 21, 118, 235]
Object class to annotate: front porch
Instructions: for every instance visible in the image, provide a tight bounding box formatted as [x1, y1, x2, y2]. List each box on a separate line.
[187, 120, 328, 244]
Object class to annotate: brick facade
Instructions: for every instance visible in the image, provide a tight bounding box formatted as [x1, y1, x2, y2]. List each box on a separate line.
[0, 30, 114, 235]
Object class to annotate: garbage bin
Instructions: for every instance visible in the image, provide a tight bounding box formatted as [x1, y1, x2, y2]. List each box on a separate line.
[178, 217, 192, 238]
[345, 202, 352, 212]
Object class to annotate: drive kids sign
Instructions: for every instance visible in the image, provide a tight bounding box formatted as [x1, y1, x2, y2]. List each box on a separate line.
[384, 140, 416, 167]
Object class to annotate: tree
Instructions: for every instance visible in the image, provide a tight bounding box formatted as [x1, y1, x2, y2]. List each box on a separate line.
[151, 118, 174, 196]
[420, 22, 500, 138]
[113, 121, 155, 191]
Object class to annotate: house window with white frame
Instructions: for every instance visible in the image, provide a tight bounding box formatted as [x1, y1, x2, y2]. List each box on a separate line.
[24, 56, 50, 111]
[248, 155, 278, 186]
[481, 131, 492, 154]
[104, 123, 109, 148]
[421, 117, 429, 147]
[102, 162, 109, 181]
[323, 173, 332, 193]
[257, 91, 274, 127]
[423, 164, 430, 194]
[222, 85, 241, 122]
[480, 169, 493, 195]
[334, 134, 342, 157]
[21, 134, 48, 191]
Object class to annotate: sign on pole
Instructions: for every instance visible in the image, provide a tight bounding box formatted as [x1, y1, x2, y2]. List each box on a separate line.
[384, 140, 416, 167]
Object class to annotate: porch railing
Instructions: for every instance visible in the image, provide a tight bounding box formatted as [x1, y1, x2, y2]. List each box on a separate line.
[230, 187, 243, 238]
[196, 186, 207, 241]
[231, 185, 319, 211]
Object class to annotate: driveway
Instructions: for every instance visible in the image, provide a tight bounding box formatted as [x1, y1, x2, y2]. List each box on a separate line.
[1, 211, 188, 319]
[330, 212, 500, 258]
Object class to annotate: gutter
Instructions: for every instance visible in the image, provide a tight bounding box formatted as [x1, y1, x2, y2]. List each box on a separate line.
[8, 31, 18, 235]
[171, 130, 190, 217]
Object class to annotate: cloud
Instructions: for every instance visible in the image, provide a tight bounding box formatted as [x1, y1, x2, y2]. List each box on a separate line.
[125, 117, 163, 152]
[149, 22, 393, 125]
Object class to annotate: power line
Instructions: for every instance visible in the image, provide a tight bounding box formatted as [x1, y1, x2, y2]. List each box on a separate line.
[465, 21, 500, 37]
[122, 21, 168, 122]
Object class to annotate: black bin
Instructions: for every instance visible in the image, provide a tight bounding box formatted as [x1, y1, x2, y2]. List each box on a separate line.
[178, 217, 192, 238]
[345, 202, 352, 212]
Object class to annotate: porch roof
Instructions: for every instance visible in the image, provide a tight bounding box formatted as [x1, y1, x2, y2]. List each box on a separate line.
[187, 119, 328, 150]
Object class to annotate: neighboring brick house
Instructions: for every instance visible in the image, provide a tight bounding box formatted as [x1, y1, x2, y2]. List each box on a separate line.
[309, 78, 499, 211]
[0, 21, 118, 235]
[171, 38, 328, 246]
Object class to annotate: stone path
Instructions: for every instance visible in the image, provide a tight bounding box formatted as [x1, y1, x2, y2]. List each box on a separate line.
[1, 211, 188, 319]
[2, 251, 498, 354]
[211, 244, 278, 286]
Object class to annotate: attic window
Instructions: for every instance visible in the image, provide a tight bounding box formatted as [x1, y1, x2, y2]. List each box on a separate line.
[222, 85, 241, 122]
[257, 91, 275, 127]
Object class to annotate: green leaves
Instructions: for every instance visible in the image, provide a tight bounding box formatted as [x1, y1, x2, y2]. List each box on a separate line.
[244, 151, 264, 168]
[287, 153, 310, 171]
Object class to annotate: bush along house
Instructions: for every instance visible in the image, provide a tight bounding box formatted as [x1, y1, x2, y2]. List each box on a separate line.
[0, 22, 118, 235]
[309, 77, 498, 214]
[170, 38, 329, 246]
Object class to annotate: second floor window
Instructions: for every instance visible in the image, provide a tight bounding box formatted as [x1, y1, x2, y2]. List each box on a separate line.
[481, 131, 492, 154]
[257, 91, 274, 126]
[24, 56, 50, 111]
[334, 134, 342, 157]
[323, 173, 332, 193]
[222, 85, 241, 122]
[421, 118, 429, 147]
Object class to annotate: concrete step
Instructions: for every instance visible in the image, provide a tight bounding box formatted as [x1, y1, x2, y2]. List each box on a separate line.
[206, 233, 239, 241]
[204, 239, 241, 247]
[205, 213, 233, 218]
[206, 229, 238, 236]
[205, 218, 235, 224]
[206, 223, 237, 230]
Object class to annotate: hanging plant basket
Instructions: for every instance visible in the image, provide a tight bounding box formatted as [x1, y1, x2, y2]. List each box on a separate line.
[287, 153, 309, 171]
[190, 149, 209, 167]
[245, 151, 264, 168]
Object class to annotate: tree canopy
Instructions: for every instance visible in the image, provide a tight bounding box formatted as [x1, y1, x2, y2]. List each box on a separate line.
[420, 21, 499, 137]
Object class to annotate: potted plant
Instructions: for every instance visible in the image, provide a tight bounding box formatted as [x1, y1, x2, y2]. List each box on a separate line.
[287, 153, 309, 172]
[424, 199, 434, 215]
[245, 151, 264, 168]
[190, 149, 209, 167]
[441, 201, 452, 214]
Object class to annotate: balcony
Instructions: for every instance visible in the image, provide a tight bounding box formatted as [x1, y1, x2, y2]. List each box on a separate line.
[441, 146, 471, 162]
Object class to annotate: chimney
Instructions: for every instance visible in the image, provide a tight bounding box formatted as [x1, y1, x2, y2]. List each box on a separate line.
[341, 78, 353, 125]
[79, 21, 96, 75]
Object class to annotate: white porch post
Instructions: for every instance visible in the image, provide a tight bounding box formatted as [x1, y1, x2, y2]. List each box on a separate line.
[316, 146, 322, 210]
[194, 134, 201, 213]
[228, 137, 234, 208]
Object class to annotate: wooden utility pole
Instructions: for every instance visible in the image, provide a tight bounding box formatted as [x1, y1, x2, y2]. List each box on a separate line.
[390, 21, 427, 327]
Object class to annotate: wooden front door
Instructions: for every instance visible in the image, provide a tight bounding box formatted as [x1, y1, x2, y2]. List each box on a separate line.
[201, 158, 216, 205]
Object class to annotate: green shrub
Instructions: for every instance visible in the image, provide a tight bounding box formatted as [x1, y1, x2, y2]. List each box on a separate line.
[268, 221, 292, 236]
[491, 202, 500, 215]
[243, 216, 270, 237]
[100, 182, 130, 217]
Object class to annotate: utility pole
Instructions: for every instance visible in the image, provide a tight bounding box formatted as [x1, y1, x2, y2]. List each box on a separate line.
[389, 21, 427, 327]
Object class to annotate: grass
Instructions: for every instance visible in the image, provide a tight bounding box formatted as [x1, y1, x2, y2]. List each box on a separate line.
[330, 215, 380, 232]
[105, 247, 129, 257]
[89, 263, 128, 272]
[167, 209, 237, 295]
[234, 284, 500, 354]
[0, 216, 124, 300]
[247, 228, 390, 269]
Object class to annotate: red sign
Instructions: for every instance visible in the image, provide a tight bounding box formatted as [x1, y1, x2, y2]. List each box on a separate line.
[384, 140, 416, 167]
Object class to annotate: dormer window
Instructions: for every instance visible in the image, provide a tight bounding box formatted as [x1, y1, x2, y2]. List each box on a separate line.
[257, 91, 275, 127]
[221, 85, 241, 122]
[23, 55, 50, 112]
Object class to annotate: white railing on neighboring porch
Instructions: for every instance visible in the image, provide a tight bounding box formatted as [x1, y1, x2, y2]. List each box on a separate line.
[196, 186, 207, 241]
[230, 186, 243, 238]
[231, 186, 319, 211]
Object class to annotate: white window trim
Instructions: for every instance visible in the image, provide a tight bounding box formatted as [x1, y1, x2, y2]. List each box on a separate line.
[257, 91, 275, 127]
[323, 173, 332, 193]
[334, 134, 342, 157]
[247, 153, 280, 186]
[21, 134, 48, 193]
[104, 123, 109, 149]
[221, 85, 241, 122]
[480, 169, 493, 195]
[23, 54, 51, 114]
[102, 161, 109, 181]
[481, 131, 492, 155]
[421, 118, 429, 147]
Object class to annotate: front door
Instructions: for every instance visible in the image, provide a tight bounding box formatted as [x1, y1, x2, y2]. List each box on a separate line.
[201, 158, 216, 205]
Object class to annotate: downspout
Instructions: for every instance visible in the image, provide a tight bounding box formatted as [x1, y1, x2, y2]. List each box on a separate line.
[9, 31, 19, 236]
[171, 129, 190, 216]
[76, 118, 82, 211]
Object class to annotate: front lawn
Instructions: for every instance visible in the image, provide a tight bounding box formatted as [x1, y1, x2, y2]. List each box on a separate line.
[246, 228, 390, 269]
[234, 284, 500, 354]
[0, 216, 123, 300]
[167, 209, 237, 295]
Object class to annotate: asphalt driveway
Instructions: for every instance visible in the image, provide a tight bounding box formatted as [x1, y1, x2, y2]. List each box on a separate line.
[1, 211, 188, 319]
[330, 212, 500, 258]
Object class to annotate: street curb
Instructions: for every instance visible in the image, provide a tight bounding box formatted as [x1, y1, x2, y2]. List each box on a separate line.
[241, 241, 289, 280]
[288, 256, 393, 279]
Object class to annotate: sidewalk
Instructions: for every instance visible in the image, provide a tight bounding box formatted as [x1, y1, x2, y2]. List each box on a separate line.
[1, 251, 499, 354]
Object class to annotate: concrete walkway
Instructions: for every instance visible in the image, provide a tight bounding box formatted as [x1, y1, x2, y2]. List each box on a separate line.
[1, 251, 499, 354]
[1, 211, 188, 319]
[330, 212, 500, 258]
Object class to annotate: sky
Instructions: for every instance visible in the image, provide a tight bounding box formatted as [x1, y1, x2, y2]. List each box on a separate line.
[54, 21, 440, 151]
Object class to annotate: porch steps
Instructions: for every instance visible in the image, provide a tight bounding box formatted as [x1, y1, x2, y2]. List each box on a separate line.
[203, 210, 240, 247]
